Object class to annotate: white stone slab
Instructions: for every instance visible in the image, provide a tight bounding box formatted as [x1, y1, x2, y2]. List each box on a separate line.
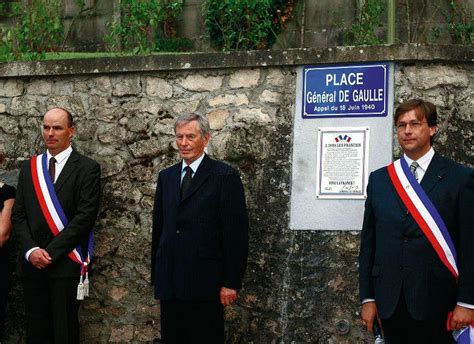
[290, 64, 394, 230]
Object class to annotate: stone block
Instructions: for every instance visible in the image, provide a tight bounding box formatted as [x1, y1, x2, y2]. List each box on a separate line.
[234, 108, 272, 124]
[145, 77, 173, 98]
[207, 109, 230, 130]
[129, 136, 171, 158]
[152, 118, 175, 136]
[0, 103, 5, 113]
[27, 79, 52, 96]
[10, 96, 43, 116]
[97, 155, 126, 178]
[179, 74, 223, 91]
[405, 65, 469, 90]
[51, 80, 74, 96]
[112, 76, 142, 96]
[0, 79, 24, 97]
[208, 94, 249, 107]
[109, 286, 129, 301]
[229, 69, 260, 89]
[260, 90, 281, 104]
[109, 325, 134, 342]
[90, 76, 112, 95]
[134, 325, 156, 342]
[0, 115, 21, 134]
[172, 99, 200, 114]
[267, 69, 286, 87]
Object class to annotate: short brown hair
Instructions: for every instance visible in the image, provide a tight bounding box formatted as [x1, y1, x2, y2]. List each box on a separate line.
[394, 99, 437, 127]
[394, 99, 437, 145]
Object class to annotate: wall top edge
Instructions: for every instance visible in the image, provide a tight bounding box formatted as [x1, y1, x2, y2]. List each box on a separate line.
[0, 44, 472, 78]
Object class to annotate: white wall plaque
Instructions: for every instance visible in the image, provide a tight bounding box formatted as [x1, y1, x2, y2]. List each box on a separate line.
[316, 127, 369, 199]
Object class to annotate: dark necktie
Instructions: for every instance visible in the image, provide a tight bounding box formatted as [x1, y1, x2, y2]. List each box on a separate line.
[410, 161, 419, 181]
[49, 157, 56, 183]
[181, 166, 193, 199]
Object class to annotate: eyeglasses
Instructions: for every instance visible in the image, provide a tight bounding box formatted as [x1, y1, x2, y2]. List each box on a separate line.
[396, 121, 427, 130]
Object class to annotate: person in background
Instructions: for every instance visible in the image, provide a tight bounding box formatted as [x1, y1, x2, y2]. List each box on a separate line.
[0, 153, 16, 341]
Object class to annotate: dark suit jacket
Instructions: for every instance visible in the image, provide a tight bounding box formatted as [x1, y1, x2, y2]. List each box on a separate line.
[13, 149, 101, 278]
[359, 153, 474, 321]
[151, 155, 249, 301]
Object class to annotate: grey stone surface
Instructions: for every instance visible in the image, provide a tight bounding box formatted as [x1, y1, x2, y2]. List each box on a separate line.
[0, 52, 472, 343]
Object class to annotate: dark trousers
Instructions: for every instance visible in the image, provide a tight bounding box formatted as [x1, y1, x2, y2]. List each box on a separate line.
[22, 275, 81, 344]
[160, 299, 224, 344]
[0, 247, 12, 340]
[381, 293, 454, 344]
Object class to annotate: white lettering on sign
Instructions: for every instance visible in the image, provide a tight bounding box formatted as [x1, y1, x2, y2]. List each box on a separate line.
[325, 73, 363, 86]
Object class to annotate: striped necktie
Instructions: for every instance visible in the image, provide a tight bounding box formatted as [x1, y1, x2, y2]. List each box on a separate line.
[410, 161, 419, 181]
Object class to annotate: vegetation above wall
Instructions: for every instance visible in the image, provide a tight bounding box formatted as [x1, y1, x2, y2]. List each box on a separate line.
[0, 0, 471, 62]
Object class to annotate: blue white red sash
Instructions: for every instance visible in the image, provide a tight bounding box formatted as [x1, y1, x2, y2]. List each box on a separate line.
[387, 157, 458, 279]
[30, 153, 93, 299]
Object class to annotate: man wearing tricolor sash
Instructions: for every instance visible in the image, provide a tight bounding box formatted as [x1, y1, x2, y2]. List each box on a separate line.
[13, 108, 101, 344]
[359, 99, 474, 343]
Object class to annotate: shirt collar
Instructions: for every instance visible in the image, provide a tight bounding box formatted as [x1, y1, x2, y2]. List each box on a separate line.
[404, 147, 435, 171]
[181, 153, 205, 173]
[47, 146, 73, 164]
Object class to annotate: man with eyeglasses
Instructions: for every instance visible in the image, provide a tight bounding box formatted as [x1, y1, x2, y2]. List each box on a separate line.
[359, 99, 474, 343]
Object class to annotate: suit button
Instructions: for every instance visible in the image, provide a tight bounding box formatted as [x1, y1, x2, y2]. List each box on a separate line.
[176, 229, 181, 234]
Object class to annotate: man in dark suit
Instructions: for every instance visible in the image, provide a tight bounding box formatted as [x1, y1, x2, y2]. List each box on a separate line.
[13, 108, 101, 343]
[359, 99, 474, 343]
[151, 113, 248, 343]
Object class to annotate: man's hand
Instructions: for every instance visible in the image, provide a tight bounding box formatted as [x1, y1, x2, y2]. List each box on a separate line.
[220, 287, 237, 306]
[29, 248, 52, 269]
[450, 305, 474, 330]
[361, 301, 380, 333]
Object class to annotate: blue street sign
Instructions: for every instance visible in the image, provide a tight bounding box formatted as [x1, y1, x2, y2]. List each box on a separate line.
[302, 63, 389, 118]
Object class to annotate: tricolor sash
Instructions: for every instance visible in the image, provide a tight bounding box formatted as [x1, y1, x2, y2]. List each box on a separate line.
[30, 153, 93, 299]
[387, 157, 458, 279]
[388, 157, 474, 340]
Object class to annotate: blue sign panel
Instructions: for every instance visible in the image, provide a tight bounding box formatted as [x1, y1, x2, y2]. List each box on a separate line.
[302, 63, 389, 118]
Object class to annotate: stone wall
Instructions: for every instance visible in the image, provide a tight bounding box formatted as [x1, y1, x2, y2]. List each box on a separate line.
[0, 45, 472, 343]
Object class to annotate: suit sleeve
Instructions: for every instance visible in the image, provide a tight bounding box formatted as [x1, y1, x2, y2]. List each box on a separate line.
[220, 170, 249, 290]
[456, 170, 474, 305]
[151, 171, 164, 285]
[44, 161, 101, 261]
[12, 162, 38, 255]
[359, 172, 376, 302]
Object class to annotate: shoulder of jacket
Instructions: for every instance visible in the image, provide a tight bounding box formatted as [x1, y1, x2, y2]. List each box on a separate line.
[208, 157, 238, 176]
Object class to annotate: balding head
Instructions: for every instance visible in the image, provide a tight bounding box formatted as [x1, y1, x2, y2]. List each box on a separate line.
[42, 108, 75, 156]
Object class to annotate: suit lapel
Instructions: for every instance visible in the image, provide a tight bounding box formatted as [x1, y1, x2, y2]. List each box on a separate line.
[54, 150, 80, 193]
[180, 155, 211, 203]
[420, 153, 447, 194]
[170, 163, 182, 205]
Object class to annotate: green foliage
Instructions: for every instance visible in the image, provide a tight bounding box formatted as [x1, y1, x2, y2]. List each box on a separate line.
[343, 0, 384, 46]
[204, 0, 291, 51]
[105, 0, 186, 54]
[3, 0, 64, 60]
[155, 37, 193, 52]
[444, 0, 473, 45]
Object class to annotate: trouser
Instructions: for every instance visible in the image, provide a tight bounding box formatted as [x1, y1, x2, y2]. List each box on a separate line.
[0, 247, 12, 340]
[22, 275, 81, 344]
[160, 298, 224, 344]
[381, 293, 454, 344]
